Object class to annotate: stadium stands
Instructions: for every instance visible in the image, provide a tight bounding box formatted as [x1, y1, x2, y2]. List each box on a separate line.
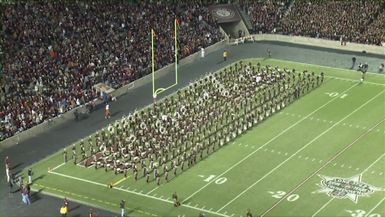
[2, 0, 384, 141]
[1, 1, 222, 140]
[280, 1, 384, 45]
[243, 0, 385, 46]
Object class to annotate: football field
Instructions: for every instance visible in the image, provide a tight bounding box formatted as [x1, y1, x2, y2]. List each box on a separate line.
[25, 58, 385, 217]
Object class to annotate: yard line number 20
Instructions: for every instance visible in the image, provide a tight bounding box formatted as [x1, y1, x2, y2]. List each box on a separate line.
[268, 191, 300, 202]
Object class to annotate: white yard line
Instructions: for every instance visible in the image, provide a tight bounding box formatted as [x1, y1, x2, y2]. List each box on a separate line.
[325, 75, 385, 86]
[182, 83, 358, 203]
[147, 186, 160, 195]
[365, 196, 385, 217]
[48, 170, 229, 217]
[51, 162, 65, 171]
[217, 90, 385, 213]
[311, 153, 385, 217]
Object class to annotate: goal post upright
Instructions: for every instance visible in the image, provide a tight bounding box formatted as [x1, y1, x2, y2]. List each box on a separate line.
[174, 18, 178, 85]
[151, 18, 179, 101]
[151, 29, 156, 99]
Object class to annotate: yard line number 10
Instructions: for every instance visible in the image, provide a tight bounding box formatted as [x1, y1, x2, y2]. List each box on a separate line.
[201, 175, 228, 185]
[325, 92, 348, 98]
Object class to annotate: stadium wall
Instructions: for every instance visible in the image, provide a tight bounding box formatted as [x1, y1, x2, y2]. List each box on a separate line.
[250, 34, 385, 55]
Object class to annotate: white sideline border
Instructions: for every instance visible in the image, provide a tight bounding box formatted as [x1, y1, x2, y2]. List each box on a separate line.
[365, 196, 385, 217]
[311, 153, 385, 217]
[47, 170, 230, 217]
[217, 89, 385, 212]
[182, 82, 359, 203]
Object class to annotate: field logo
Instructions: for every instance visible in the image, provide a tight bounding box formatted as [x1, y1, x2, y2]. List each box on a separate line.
[315, 174, 383, 203]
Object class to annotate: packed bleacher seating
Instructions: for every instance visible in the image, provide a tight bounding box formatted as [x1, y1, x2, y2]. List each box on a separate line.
[247, 0, 289, 33]
[280, 1, 384, 45]
[242, 0, 385, 46]
[0, 1, 223, 141]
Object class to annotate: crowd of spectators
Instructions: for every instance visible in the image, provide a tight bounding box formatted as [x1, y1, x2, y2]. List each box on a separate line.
[280, 1, 383, 45]
[1, 0, 222, 140]
[246, 0, 289, 33]
[240, 0, 385, 46]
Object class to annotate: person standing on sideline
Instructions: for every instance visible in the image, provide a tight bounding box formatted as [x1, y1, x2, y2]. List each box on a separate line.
[120, 199, 125, 217]
[266, 48, 271, 58]
[63, 148, 68, 163]
[246, 208, 253, 217]
[201, 47, 205, 58]
[64, 197, 69, 211]
[223, 50, 228, 62]
[28, 168, 32, 184]
[105, 103, 111, 119]
[172, 192, 180, 207]
[4, 156, 11, 170]
[60, 205, 68, 217]
[89, 208, 98, 217]
[351, 56, 356, 69]
[6, 165, 10, 183]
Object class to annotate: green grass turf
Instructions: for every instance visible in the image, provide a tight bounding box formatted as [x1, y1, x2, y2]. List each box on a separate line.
[23, 58, 385, 217]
